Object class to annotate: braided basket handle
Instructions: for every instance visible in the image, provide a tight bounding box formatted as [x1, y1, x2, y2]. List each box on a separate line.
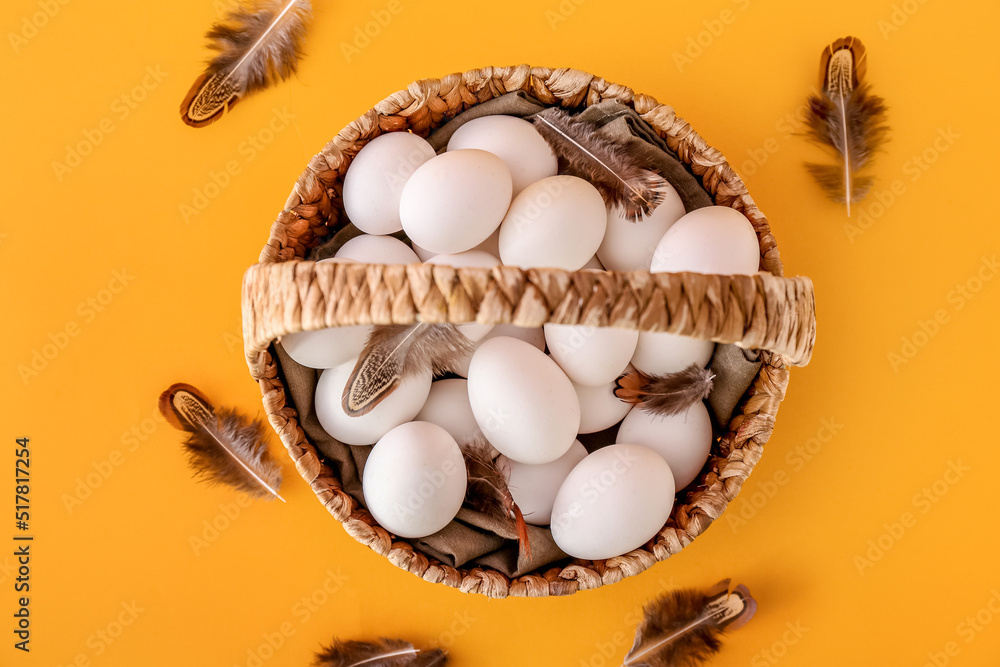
[241, 260, 815, 379]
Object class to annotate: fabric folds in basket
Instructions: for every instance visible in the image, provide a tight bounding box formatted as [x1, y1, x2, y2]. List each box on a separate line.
[273, 93, 757, 578]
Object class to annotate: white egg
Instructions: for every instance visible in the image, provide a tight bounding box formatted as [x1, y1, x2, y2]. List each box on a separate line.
[414, 378, 481, 445]
[414, 226, 500, 261]
[473, 228, 501, 257]
[451, 324, 546, 378]
[447, 116, 558, 195]
[450, 355, 470, 381]
[487, 323, 546, 349]
[650, 205, 760, 275]
[363, 421, 467, 538]
[616, 402, 713, 491]
[424, 249, 498, 270]
[544, 324, 638, 386]
[279, 325, 370, 370]
[335, 234, 420, 265]
[631, 331, 715, 376]
[550, 444, 675, 560]
[598, 187, 686, 271]
[315, 358, 431, 446]
[343, 132, 436, 235]
[400, 149, 512, 255]
[499, 440, 587, 526]
[498, 176, 607, 270]
[424, 250, 500, 342]
[411, 242, 436, 261]
[573, 380, 633, 434]
[468, 337, 580, 464]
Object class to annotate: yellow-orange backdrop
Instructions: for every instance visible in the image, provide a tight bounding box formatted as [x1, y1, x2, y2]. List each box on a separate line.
[3, 0, 999, 665]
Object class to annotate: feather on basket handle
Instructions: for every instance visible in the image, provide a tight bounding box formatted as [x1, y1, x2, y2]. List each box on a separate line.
[180, 0, 312, 127]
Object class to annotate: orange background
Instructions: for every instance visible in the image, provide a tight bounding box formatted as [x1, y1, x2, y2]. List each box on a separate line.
[3, 0, 1000, 665]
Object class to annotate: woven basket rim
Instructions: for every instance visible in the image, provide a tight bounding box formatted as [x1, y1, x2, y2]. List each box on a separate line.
[241, 65, 809, 598]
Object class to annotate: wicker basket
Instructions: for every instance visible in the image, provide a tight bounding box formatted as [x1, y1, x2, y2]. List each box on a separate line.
[241, 65, 816, 598]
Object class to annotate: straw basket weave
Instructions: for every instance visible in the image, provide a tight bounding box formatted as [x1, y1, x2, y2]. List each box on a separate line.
[241, 65, 816, 598]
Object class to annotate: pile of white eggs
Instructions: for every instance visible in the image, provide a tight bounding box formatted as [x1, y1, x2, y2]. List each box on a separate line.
[280, 114, 761, 561]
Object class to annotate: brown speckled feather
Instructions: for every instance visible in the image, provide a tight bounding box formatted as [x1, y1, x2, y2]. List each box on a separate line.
[181, 0, 311, 127]
[804, 36, 889, 215]
[313, 637, 447, 666]
[158, 383, 284, 501]
[614, 364, 714, 417]
[463, 438, 531, 559]
[342, 323, 474, 417]
[533, 107, 670, 221]
[624, 580, 756, 667]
